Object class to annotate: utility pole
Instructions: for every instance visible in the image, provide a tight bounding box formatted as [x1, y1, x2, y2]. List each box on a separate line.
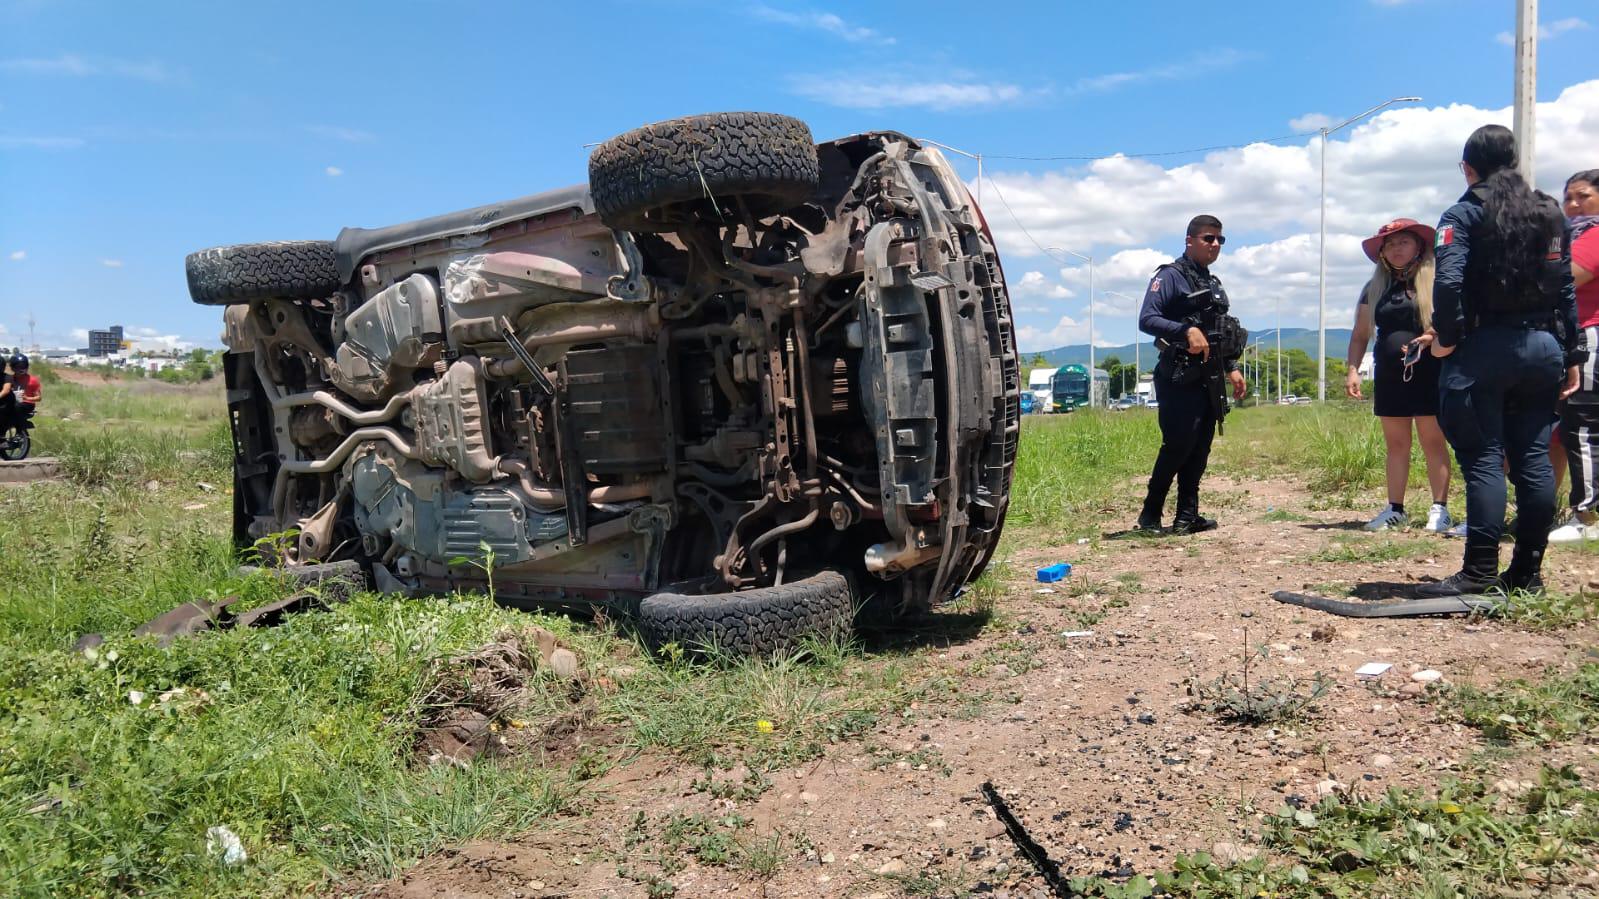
[1513, 0, 1537, 181]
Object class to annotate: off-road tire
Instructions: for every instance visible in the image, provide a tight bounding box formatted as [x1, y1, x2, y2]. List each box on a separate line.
[588, 112, 820, 230]
[186, 240, 340, 305]
[638, 569, 854, 657]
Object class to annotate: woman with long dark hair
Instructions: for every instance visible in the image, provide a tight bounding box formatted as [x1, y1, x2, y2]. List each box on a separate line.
[1417, 125, 1582, 597]
[1549, 169, 1599, 544]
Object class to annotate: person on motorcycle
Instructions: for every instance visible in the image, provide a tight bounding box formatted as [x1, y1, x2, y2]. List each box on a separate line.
[10, 355, 40, 416]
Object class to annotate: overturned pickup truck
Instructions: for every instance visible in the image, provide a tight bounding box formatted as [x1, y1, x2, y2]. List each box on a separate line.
[188, 112, 1018, 654]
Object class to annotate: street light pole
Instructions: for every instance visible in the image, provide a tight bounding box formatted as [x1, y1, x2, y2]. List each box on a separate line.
[1047, 246, 1095, 406]
[1317, 96, 1423, 404]
[1101, 288, 1147, 401]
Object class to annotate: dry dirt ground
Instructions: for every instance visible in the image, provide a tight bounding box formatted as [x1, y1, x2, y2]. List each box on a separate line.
[359, 475, 1598, 898]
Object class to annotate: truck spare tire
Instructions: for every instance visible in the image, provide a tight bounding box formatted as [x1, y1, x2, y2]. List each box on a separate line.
[588, 112, 820, 230]
[637, 568, 855, 657]
[186, 240, 340, 305]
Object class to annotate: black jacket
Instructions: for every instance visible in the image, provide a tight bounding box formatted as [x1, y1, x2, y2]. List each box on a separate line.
[1433, 183, 1580, 365]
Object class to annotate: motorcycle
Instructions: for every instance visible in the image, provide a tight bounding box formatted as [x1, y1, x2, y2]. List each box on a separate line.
[1, 406, 34, 461]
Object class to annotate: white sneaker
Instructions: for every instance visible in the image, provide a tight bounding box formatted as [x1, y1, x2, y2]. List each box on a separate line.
[1444, 521, 1467, 538]
[1424, 503, 1453, 533]
[1548, 515, 1599, 545]
[1365, 507, 1407, 531]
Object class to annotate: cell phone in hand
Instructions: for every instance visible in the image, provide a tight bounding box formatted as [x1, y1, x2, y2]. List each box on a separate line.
[1402, 341, 1425, 366]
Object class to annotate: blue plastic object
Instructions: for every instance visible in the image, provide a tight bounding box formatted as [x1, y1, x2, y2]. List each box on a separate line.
[1036, 563, 1071, 583]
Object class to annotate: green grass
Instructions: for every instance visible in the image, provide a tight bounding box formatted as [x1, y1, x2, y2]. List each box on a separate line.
[1447, 663, 1599, 743]
[1010, 410, 1159, 532]
[1065, 765, 1599, 897]
[0, 591, 585, 897]
[5, 377, 1594, 897]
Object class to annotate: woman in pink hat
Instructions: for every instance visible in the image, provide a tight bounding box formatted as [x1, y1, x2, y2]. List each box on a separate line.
[1344, 218, 1456, 532]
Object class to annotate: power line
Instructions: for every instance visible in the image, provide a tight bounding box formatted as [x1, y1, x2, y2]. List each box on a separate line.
[979, 132, 1304, 162]
[980, 173, 1071, 266]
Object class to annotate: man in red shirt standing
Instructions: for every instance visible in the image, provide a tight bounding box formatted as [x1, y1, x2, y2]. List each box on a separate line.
[1551, 170, 1599, 544]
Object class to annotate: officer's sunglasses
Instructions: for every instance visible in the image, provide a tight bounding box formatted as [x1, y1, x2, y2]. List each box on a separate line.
[1197, 234, 1226, 245]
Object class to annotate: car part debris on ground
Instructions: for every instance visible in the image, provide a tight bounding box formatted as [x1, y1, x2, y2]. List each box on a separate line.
[1272, 590, 1504, 618]
[981, 781, 1072, 897]
[73, 560, 367, 650]
[185, 111, 1019, 657]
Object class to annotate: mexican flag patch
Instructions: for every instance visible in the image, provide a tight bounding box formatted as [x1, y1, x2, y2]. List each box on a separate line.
[1436, 226, 1454, 248]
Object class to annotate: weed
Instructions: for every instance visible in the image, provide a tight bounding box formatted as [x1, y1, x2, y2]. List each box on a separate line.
[1447, 663, 1599, 743]
[1262, 508, 1314, 523]
[1499, 588, 1599, 630]
[689, 766, 772, 801]
[1188, 631, 1332, 725]
[618, 809, 790, 891]
[871, 860, 978, 896]
[1067, 765, 1599, 896]
[868, 743, 952, 777]
[1189, 670, 1333, 725]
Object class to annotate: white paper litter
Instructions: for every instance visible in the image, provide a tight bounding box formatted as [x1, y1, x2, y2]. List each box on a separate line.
[1355, 662, 1392, 678]
[206, 825, 247, 865]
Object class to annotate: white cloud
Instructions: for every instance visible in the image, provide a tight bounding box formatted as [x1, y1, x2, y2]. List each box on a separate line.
[69, 328, 88, 342]
[0, 53, 177, 82]
[1068, 50, 1246, 95]
[325, 166, 343, 177]
[305, 125, 374, 143]
[1017, 314, 1090, 351]
[788, 74, 1028, 110]
[0, 135, 85, 150]
[1496, 17, 1588, 45]
[1289, 112, 1335, 132]
[125, 326, 189, 352]
[100, 259, 123, 268]
[751, 6, 893, 44]
[7, 250, 22, 261]
[982, 79, 1599, 343]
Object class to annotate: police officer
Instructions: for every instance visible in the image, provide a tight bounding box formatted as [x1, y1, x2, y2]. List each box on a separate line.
[1135, 215, 1248, 533]
[1418, 125, 1583, 597]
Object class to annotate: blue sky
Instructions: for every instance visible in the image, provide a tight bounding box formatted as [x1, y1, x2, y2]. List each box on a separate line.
[2, 0, 1596, 352]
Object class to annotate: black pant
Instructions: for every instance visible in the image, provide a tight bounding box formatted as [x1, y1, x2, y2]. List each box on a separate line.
[1560, 398, 1599, 516]
[1141, 376, 1216, 523]
[1438, 326, 1563, 579]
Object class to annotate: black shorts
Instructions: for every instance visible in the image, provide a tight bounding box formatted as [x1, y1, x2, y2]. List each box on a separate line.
[1373, 352, 1441, 418]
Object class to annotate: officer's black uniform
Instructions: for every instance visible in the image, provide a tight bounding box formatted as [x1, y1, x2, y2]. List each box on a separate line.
[1426, 182, 1581, 592]
[1137, 255, 1240, 529]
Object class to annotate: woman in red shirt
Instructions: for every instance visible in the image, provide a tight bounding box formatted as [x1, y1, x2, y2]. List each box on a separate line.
[1551, 169, 1599, 544]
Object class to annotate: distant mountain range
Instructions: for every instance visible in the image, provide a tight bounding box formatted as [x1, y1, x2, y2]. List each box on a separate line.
[1025, 327, 1353, 371]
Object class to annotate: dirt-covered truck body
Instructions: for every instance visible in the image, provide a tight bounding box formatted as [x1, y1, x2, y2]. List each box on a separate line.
[190, 113, 1019, 652]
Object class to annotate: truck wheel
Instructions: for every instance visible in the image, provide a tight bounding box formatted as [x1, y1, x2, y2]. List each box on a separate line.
[588, 112, 820, 230]
[637, 569, 854, 657]
[186, 240, 340, 305]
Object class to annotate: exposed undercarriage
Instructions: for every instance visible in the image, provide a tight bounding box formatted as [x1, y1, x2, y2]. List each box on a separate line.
[195, 114, 1019, 649]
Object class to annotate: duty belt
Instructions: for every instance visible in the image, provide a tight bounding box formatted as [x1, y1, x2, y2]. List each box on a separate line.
[1472, 311, 1553, 330]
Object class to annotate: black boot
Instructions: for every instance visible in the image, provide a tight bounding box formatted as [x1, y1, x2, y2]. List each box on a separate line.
[1171, 515, 1218, 534]
[1498, 546, 1547, 595]
[1415, 570, 1499, 597]
[1136, 494, 1165, 532]
[1417, 541, 1499, 597]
